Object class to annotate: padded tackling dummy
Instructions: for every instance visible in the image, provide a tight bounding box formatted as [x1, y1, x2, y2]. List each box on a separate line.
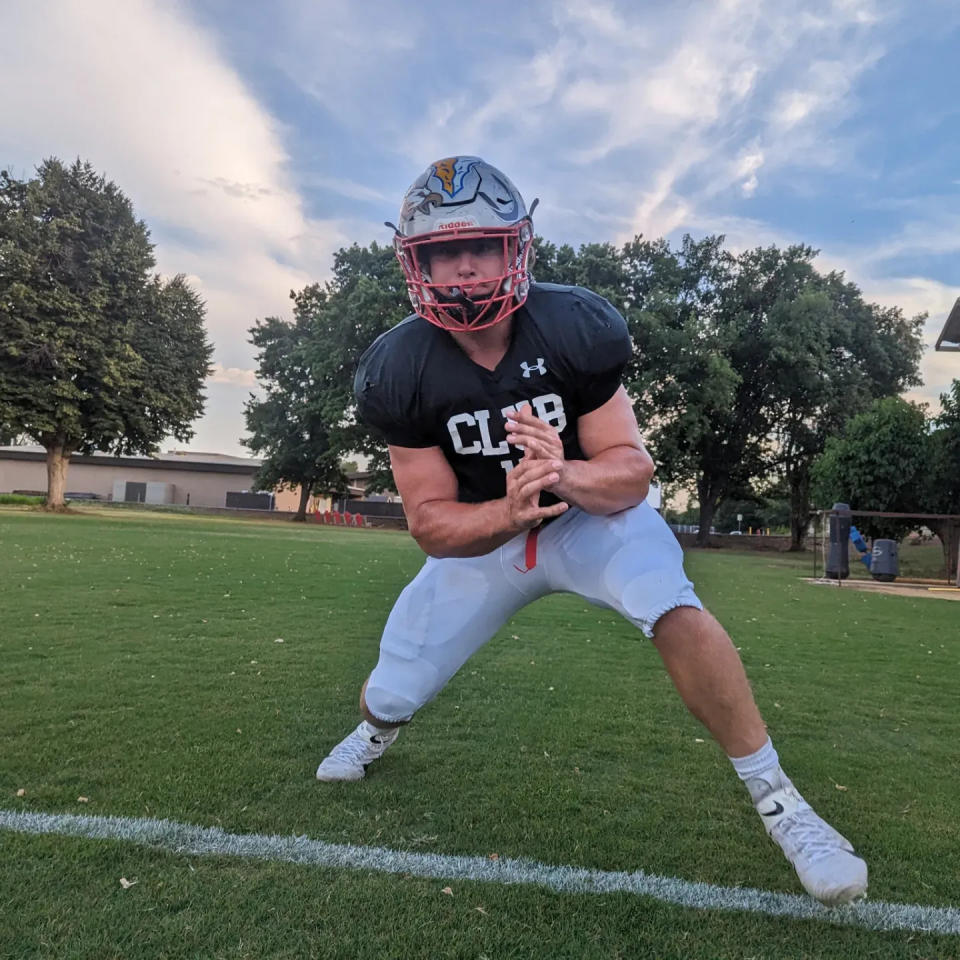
[363, 501, 703, 724]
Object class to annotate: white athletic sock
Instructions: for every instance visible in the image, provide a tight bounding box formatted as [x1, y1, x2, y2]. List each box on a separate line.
[360, 720, 398, 742]
[729, 737, 785, 802]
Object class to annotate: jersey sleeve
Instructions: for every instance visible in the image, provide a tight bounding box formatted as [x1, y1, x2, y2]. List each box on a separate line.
[354, 339, 435, 448]
[565, 289, 632, 414]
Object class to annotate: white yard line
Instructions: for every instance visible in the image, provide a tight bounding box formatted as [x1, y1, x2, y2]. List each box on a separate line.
[2, 808, 959, 936]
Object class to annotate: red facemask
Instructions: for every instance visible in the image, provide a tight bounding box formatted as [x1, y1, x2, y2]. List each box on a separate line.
[394, 224, 533, 332]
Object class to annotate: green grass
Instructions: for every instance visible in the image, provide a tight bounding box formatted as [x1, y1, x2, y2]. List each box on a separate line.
[1, 505, 958, 959]
[0, 493, 43, 505]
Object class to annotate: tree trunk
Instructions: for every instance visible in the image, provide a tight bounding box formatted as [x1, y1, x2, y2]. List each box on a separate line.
[927, 520, 960, 582]
[44, 438, 71, 510]
[695, 475, 720, 547]
[293, 483, 311, 522]
[954, 523, 960, 587]
[787, 469, 811, 552]
[952, 521, 960, 585]
[696, 500, 718, 546]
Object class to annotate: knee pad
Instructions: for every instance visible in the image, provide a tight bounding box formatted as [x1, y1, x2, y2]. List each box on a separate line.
[603, 540, 702, 637]
[365, 650, 444, 724]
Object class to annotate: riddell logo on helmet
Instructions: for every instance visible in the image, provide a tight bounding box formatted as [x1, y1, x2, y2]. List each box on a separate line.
[436, 219, 478, 231]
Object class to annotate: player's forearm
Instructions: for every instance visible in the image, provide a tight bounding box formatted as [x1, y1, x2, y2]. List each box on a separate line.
[554, 446, 653, 515]
[408, 498, 520, 558]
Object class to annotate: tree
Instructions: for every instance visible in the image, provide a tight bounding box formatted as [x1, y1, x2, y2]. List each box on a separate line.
[620, 238, 922, 548]
[245, 242, 409, 512]
[539, 234, 779, 545]
[810, 396, 929, 541]
[535, 234, 739, 542]
[244, 300, 345, 521]
[766, 273, 923, 550]
[662, 502, 701, 526]
[926, 380, 960, 512]
[274, 232, 922, 541]
[715, 483, 792, 533]
[532, 238, 626, 306]
[811, 386, 960, 578]
[0, 427, 27, 445]
[298, 242, 410, 492]
[623, 235, 767, 545]
[0, 158, 211, 507]
[921, 379, 960, 576]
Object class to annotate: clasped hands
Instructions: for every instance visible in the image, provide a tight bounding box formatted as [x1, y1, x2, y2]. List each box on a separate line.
[502, 404, 570, 531]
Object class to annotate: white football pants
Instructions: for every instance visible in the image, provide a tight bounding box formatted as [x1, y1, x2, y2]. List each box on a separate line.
[364, 501, 703, 724]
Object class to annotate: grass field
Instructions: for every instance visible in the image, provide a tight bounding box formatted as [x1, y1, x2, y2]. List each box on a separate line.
[1, 506, 958, 960]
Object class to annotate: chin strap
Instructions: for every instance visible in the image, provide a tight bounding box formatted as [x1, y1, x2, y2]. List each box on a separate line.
[437, 287, 483, 322]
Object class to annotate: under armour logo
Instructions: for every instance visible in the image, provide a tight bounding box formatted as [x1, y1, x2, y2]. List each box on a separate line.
[520, 358, 546, 378]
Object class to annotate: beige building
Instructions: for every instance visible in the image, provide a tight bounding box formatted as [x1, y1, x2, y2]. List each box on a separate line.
[0, 446, 305, 511]
[0, 446, 398, 513]
[344, 470, 400, 502]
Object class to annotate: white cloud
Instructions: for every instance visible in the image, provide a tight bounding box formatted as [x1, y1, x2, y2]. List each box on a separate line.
[774, 90, 822, 129]
[3, 0, 954, 453]
[616, 6, 885, 237]
[853, 275, 960, 411]
[854, 217, 960, 268]
[559, 0, 624, 36]
[0, 1, 347, 345]
[374, 1, 887, 250]
[302, 176, 391, 205]
[263, 0, 420, 137]
[0, 0, 352, 450]
[208, 364, 259, 388]
[0, 2, 327, 260]
[770, 53, 882, 136]
[625, 211, 960, 413]
[736, 149, 765, 197]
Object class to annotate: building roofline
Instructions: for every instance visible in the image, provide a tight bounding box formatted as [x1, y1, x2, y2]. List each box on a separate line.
[936, 297, 960, 352]
[0, 449, 258, 475]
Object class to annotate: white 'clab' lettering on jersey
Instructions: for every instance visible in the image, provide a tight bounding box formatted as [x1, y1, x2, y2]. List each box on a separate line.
[446, 393, 567, 458]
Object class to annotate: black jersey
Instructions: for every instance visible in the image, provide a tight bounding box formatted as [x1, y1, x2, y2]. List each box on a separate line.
[354, 282, 632, 504]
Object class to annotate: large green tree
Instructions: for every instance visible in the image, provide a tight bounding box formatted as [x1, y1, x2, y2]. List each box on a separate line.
[765, 273, 923, 549]
[538, 236, 830, 545]
[273, 233, 922, 539]
[244, 295, 345, 520]
[622, 235, 772, 545]
[0, 158, 211, 507]
[297, 242, 409, 491]
[532, 238, 626, 306]
[538, 234, 743, 542]
[811, 391, 960, 578]
[926, 380, 960, 514]
[921, 380, 960, 577]
[247, 243, 408, 508]
[810, 396, 930, 541]
[616, 237, 921, 547]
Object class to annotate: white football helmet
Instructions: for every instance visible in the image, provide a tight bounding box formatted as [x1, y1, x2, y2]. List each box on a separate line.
[391, 157, 535, 332]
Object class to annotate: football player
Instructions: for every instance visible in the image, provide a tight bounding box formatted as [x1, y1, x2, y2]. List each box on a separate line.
[315, 156, 867, 906]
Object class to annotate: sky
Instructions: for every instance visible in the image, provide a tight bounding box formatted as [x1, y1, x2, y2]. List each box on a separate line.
[2, 0, 959, 457]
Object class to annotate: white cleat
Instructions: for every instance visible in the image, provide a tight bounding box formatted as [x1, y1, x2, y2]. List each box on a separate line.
[754, 781, 867, 906]
[315, 721, 399, 782]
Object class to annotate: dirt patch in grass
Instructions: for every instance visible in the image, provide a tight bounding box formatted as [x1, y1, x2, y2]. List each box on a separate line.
[802, 576, 960, 601]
